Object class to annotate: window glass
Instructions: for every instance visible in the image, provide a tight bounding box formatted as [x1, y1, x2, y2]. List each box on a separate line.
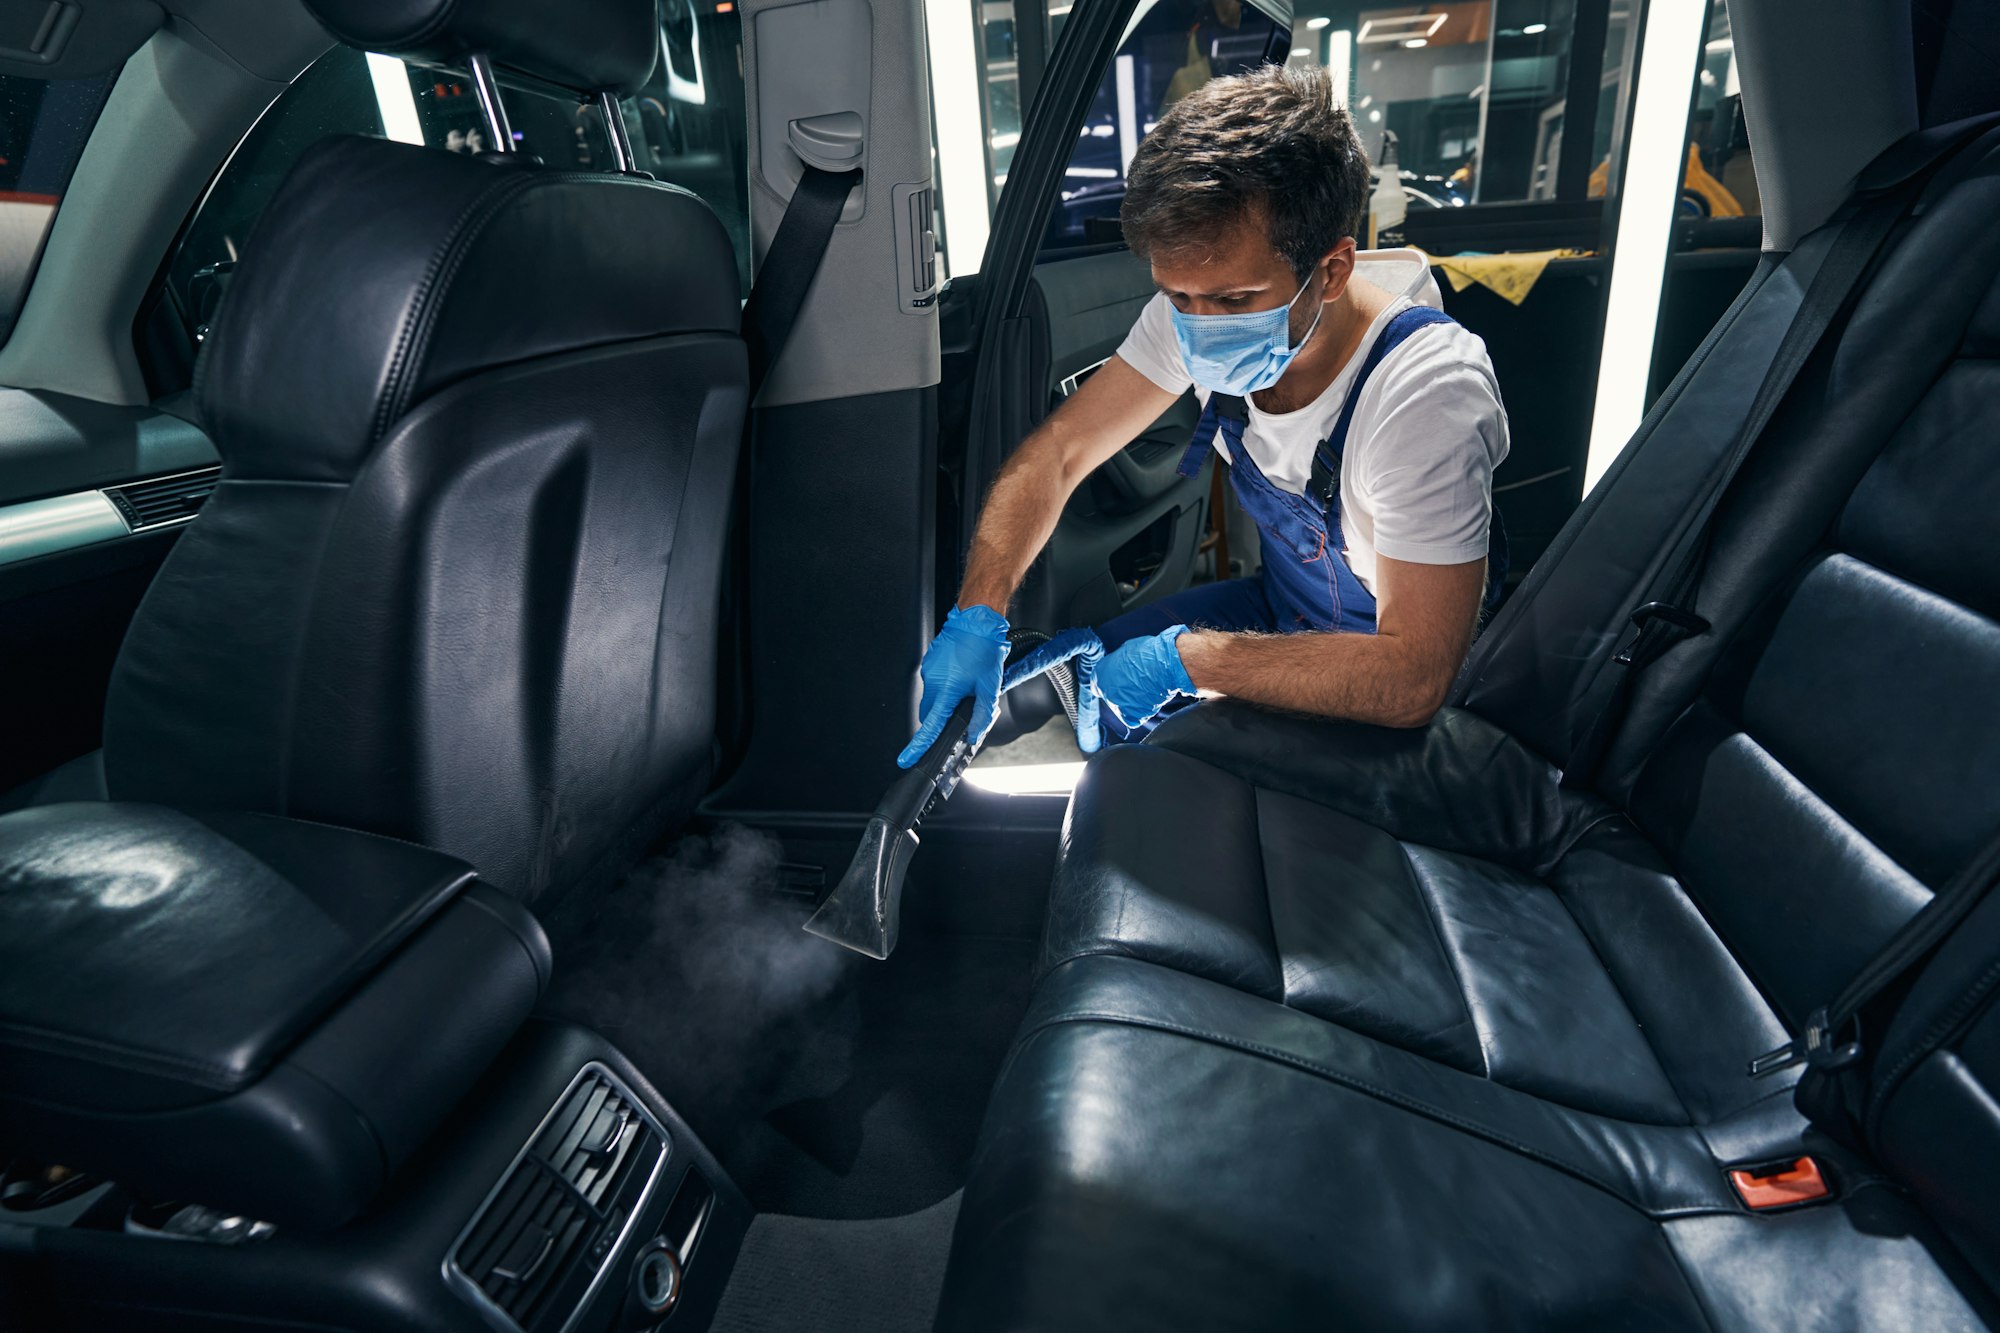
[1683, 0, 1755, 220]
[1026, 0, 1643, 262]
[982, 0, 1024, 195]
[1041, 0, 1289, 255]
[166, 16, 751, 346]
[0, 70, 115, 345]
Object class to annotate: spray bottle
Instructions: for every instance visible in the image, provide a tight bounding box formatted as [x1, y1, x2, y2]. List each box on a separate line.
[1368, 129, 1406, 249]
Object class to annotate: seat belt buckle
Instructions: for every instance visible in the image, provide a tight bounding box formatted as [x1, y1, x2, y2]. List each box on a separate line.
[1748, 1006, 1863, 1077]
[1613, 601, 1712, 665]
[1728, 1156, 1832, 1211]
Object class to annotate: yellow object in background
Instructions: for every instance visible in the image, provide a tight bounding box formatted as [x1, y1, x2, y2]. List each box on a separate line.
[1428, 248, 1590, 306]
[1682, 143, 1745, 217]
[1587, 143, 1746, 217]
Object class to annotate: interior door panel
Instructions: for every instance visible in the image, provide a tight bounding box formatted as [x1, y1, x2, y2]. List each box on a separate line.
[979, 251, 1210, 742]
[1012, 251, 1210, 629]
[0, 388, 220, 792]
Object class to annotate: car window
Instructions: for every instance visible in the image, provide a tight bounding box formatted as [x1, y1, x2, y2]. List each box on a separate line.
[1003, 0, 1648, 264]
[161, 24, 750, 358]
[1682, 0, 1756, 221]
[1039, 0, 1290, 257]
[0, 69, 115, 347]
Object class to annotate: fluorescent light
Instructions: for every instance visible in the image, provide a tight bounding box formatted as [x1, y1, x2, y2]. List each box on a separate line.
[1403, 37, 1428, 47]
[925, 0, 990, 278]
[1356, 13, 1446, 44]
[963, 762, 1086, 795]
[1326, 29, 1353, 105]
[1115, 53, 1140, 176]
[1292, 45, 1314, 57]
[1307, 16, 1331, 28]
[1066, 166, 1121, 178]
[990, 130, 1020, 149]
[366, 53, 424, 146]
[1523, 21, 1548, 34]
[1584, 0, 1708, 492]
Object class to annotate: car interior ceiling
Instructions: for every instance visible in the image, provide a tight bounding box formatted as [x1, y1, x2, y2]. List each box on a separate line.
[1, 0, 1999, 1331]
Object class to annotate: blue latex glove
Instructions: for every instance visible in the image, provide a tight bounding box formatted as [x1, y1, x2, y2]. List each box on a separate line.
[899, 604, 1011, 768]
[1093, 625, 1197, 728]
[1002, 627, 1105, 754]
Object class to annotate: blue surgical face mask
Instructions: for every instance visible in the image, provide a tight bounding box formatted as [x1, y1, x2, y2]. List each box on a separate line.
[1169, 274, 1324, 396]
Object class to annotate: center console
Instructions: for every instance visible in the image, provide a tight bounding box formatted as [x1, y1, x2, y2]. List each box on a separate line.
[0, 803, 749, 1332]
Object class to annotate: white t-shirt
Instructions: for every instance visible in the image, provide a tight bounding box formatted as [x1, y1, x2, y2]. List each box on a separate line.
[1115, 249, 1509, 596]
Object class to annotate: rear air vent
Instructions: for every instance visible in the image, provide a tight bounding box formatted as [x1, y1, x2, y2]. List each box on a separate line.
[448, 1065, 669, 1333]
[103, 466, 221, 531]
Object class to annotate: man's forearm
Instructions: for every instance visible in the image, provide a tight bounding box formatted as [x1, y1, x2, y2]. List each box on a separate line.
[1175, 628, 1455, 728]
[956, 428, 1077, 615]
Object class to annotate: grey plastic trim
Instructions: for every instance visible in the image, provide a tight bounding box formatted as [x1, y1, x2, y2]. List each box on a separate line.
[441, 1062, 674, 1333]
[787, 111, 864, 171]
[0, 18, 329, 404]
[0, 490, 129, 566]
[743, 0, 940, 406]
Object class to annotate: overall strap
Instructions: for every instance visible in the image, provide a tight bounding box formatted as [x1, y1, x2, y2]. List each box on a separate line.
[1176, 392, 1247, 478]
[1308, 305, 1456, 508]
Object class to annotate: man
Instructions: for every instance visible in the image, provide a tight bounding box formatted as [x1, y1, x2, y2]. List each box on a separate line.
[898, 63, 1509, 768]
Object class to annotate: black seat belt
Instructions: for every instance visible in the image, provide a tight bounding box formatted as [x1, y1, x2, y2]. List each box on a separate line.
[1752, 828, 2000, 1083]
[1563, 117, 1999, 787]
[740, 164, 861, 399]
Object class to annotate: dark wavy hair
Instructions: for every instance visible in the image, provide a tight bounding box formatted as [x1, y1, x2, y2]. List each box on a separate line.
[1120, 63, 1372, 283]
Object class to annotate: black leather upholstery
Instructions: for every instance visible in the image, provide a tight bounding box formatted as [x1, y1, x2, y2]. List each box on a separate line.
[941, 123, 2000, 1328]
[306, 0, 661, 95]
[0, 803, 549, 1231]
[97, 134, 746, 903]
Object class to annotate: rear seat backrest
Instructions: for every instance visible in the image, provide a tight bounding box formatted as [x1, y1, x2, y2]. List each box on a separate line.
[1608, 132, 2000, 1280]
[1619, 133, 2000, 1018]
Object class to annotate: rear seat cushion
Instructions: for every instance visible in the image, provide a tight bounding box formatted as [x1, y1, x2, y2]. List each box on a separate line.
[1051, 705, 1795, 1128]
[937, 955, 1997, 1333]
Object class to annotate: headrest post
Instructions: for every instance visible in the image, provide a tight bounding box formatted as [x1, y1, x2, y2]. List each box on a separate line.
[597, 92, 636, 173]
[467, 53, 515, 154]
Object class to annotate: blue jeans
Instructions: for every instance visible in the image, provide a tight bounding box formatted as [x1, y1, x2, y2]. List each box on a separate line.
[1094, 576, 1284, 743]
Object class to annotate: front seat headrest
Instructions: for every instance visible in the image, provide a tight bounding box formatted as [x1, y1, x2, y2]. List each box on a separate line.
[191, 134, 739, 481]
[304, 0, 662, 97]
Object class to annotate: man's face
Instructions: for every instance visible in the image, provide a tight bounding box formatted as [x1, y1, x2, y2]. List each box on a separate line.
[1149, 211, 1353, 348]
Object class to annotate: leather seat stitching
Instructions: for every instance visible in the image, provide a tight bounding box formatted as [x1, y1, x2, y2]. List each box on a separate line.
[372, 170, 543, 442]
[1019, 1007, 1725, 1217]
[0, 1020, 247, 1088]
[1397, 841, 1493, 1077]
[1541, 852, 1693, 1122]
[1247, 788, 1287, 1001]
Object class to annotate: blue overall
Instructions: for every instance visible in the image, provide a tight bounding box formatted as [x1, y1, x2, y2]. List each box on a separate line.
[1097, 305, 1507, 738]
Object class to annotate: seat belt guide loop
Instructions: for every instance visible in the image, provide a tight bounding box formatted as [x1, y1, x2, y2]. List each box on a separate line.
[1614, 600, 1713, 665]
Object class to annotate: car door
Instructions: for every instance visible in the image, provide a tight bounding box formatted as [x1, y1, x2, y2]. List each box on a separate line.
[955, 0, 1294, 659]
[0, 65, 223, 793]
[942, 0, 1766, 660]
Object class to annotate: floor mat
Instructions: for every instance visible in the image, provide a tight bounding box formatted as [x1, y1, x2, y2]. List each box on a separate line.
[543, 826, 1037, 1219]
[707, 1192, 961, 1333]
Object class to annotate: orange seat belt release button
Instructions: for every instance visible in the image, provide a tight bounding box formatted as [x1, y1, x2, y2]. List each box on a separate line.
[1730, 1156, 1831, 1210]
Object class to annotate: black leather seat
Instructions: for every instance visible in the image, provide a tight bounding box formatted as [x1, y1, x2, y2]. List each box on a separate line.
[938, 121, 2000, 1329]
[10, 0, 745, 907]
